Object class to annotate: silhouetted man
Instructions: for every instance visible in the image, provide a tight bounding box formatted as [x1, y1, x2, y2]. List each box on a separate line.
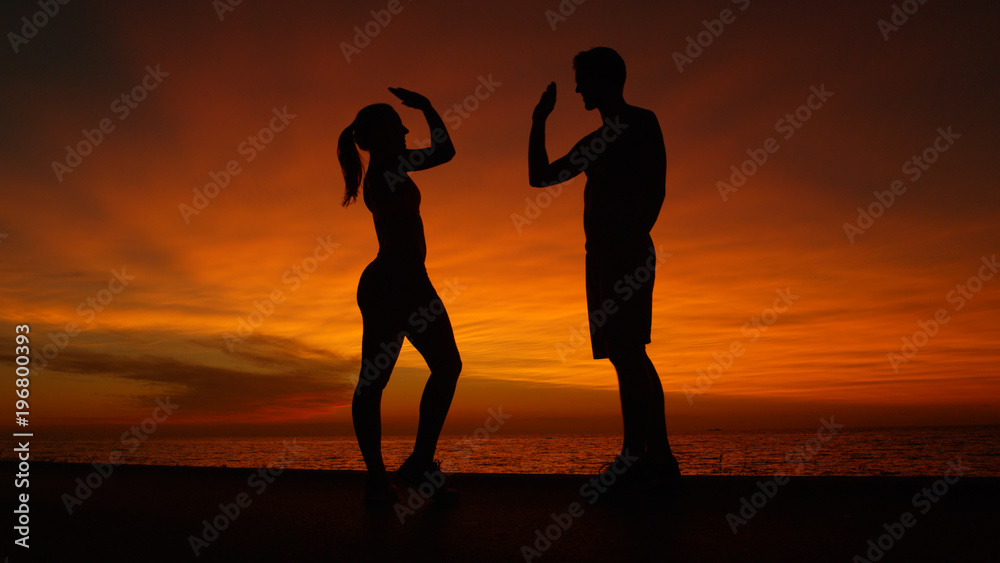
[529, 47, 680, 489]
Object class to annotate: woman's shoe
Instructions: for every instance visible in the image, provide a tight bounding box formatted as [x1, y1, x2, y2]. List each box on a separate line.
[363, 473, 399, 508]
[397, 457, 459, 504]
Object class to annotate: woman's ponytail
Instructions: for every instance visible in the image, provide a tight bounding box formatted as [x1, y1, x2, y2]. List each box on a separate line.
[337, 124, 362, 206]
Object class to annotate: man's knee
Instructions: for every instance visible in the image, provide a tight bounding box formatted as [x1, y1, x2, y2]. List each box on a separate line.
[607, 344, 646, 368]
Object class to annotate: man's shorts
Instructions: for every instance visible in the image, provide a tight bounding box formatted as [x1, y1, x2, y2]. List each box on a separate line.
[585, 235, 657, 359]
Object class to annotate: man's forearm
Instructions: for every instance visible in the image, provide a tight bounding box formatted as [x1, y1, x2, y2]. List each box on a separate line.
[528, 118, 550, 184]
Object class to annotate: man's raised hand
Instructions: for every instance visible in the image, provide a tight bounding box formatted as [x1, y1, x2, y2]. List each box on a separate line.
[533, 82, 556, 122]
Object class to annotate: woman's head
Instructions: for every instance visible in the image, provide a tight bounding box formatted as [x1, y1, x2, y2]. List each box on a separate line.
[338, 104, 409, 206]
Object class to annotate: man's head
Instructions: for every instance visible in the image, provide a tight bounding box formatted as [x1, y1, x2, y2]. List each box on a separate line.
[573, 47, 626, 111]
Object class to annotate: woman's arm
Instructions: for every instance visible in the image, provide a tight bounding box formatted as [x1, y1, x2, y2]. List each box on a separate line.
[389, 87, 455, 171]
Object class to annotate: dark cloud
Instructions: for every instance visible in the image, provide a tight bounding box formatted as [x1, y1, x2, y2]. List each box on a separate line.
[22, 332, 358, 420]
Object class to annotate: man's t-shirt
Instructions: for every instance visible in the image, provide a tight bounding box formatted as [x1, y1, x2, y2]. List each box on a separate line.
[579, 105, 666, 253]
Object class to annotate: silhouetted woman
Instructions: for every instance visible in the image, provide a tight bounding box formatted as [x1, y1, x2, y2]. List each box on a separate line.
[338, 88, 462, 506]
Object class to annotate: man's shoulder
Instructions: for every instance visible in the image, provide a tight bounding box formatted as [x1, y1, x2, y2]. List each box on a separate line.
[624, 105, 660, 127]
[581, 107, 658, 136]
[576, 106, 662, 149]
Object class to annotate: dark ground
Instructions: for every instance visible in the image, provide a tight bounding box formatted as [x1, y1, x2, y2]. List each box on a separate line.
[2, 462, 996, 562]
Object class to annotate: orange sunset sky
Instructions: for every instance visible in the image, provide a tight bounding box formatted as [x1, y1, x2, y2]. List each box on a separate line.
[2, 0, 998, 439]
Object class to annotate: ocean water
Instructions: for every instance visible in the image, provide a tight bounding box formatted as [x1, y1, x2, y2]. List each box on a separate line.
[9, 426, 998, 477]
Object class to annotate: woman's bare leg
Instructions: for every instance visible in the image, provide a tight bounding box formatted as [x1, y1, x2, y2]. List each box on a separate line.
[406, 295, 462, 465]
[352, 322, 403, 475]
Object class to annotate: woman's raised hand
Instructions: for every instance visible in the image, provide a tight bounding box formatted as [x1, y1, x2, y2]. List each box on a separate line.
[389, 87, 432, 111]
